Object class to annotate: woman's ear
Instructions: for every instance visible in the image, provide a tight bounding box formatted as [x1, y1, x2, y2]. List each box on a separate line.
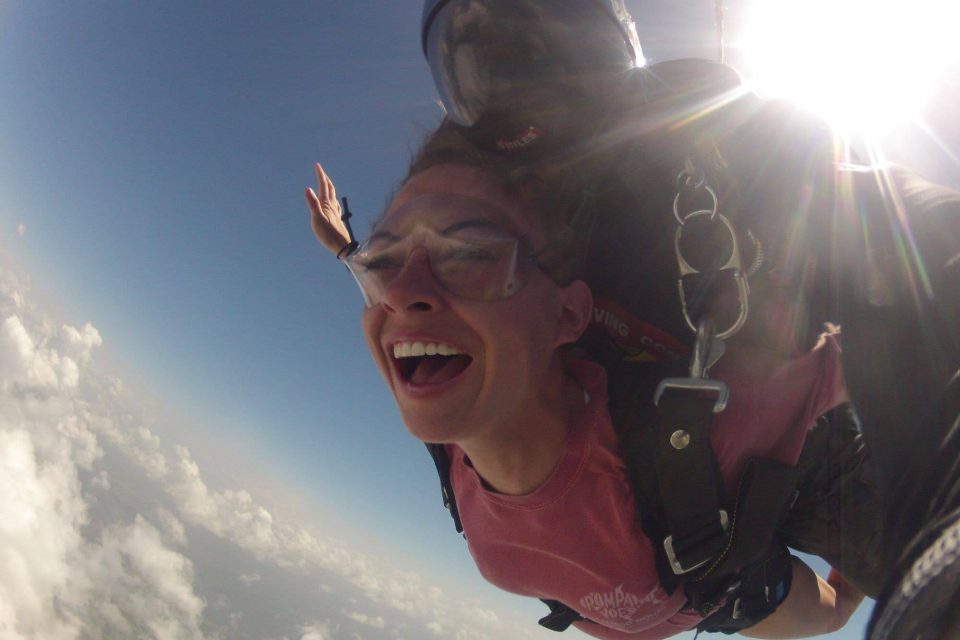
[554, 279, 594, 347]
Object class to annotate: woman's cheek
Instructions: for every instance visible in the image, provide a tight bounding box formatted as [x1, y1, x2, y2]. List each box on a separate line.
[361, 307, 391, 382]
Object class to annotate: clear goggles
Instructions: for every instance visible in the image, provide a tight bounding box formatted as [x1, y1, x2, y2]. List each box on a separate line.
[342, 224, 543, 307]
[423, 0, 641, 127]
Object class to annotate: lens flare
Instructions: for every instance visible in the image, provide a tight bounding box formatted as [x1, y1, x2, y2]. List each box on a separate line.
[739, 0, 960, 133]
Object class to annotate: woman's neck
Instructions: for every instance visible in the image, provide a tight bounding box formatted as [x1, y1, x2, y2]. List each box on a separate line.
[458, 364, 585, 496]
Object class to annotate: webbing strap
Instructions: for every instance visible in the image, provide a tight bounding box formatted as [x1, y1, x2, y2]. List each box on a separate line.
[426, 443, 463, 534]
[693, 458, 799, 582]
[654, 388, 729, 575]
[538, 599, 589, 632]
[611, 357, 800, 597]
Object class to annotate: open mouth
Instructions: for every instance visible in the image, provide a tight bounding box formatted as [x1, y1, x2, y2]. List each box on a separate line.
[393, 341, 473, 386]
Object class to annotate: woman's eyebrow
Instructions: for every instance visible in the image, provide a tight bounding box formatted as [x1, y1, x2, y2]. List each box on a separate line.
[367, 229, 402, 245]
[441, 219, 505, 236]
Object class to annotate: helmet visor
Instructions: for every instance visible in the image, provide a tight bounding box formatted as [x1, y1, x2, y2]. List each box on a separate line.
[425, 0, 638, 127]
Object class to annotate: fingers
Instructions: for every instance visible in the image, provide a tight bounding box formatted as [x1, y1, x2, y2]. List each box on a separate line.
[315, 162, 336, 203]
[304, 186, 327, 231]
[304, 187, 324, 238]
[305, 187, 333, 236]
[304, 164, 351, 255]
[310, 163, 341, 219]
[304, 186, 320, 215]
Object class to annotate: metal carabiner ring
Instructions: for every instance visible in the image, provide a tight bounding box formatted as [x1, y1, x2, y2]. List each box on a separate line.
[676, 273, 750, 340]
[674, 211, 750, 341]
[673, 185, 719, 226]
[674, 210, 742, 277]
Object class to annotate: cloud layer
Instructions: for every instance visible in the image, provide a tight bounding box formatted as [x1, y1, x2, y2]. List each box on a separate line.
[0, 258, 553, 640]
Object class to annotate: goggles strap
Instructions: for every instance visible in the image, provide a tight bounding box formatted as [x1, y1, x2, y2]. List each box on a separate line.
[337, 241, 359, 261]
[336, 195, 360, 261]
[341, 196, 358, 244]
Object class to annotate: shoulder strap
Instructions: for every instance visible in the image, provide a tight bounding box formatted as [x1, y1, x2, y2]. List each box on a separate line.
[426, 443, 463, 534]
[609, 354, 799, 611]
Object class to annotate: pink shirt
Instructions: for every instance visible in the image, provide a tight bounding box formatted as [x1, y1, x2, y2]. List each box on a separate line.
[447, 333, 845, 639]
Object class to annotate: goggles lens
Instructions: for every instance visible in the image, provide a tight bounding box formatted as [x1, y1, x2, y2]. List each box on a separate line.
[425, 0, 637, 127]
[344, 226, 537, 307]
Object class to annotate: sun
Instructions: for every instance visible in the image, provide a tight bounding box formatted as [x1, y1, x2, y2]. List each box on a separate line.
[737, 0, 959, 134]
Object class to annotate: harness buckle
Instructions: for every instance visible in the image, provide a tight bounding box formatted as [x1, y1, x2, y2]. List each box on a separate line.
[663, 509, 730, 575]
[654, 378, 729, 413]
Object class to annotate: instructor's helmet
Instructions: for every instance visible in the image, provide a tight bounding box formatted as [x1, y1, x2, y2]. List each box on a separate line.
[421, 0, 643, 154]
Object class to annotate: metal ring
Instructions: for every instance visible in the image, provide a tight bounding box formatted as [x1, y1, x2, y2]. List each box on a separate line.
[678, 171, 706, 192]
[673, 185, 719, 225]
[674, 210, 741, 276]
[675, 160, 707, 194]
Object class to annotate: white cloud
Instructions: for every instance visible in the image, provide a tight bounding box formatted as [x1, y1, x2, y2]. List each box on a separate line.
[0, 427, 86, 640]
[0, 314, 71, 391]
[17, 223, 25, 238]
[59, 322, 102, 365]
[0, 264, 206, 640]
[91, 469, 111, 490]
[300, 622, 335, 640]
[78, 516, 206, 640]
[0, 257, 555, 640]
[0, 422, 205, 640]
[153, 507, 188, 548]
[345, 611, 386, 628]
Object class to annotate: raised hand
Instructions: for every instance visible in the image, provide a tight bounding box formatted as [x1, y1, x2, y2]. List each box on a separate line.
[304, 162, 352, 257]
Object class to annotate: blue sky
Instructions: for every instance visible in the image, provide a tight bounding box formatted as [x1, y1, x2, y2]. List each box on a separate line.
[1, 2, 957, 639]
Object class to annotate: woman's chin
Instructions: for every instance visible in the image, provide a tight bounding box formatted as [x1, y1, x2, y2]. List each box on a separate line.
[400, 408, 473, 444]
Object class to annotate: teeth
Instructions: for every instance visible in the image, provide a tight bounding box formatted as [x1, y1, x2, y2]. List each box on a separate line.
[392, 341, 460, 359]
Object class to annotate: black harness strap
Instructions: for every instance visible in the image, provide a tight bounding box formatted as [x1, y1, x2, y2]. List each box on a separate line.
[609, 356, 800, 618]
[426, 443, 463, 534]
[538, 599, 590, 632]
[654, 388, 730, 576]
[696, 457, 799, 582]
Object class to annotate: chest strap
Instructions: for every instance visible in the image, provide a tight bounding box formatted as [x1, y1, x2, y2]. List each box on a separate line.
[654, 383, 731, 576]
[611, 353, 799, 614]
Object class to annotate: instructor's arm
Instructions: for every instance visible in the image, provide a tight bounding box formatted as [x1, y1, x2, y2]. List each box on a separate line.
[741, 557, 864, 638]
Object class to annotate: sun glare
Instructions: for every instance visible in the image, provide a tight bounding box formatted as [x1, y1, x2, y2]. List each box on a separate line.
[739, 0, 960, 133]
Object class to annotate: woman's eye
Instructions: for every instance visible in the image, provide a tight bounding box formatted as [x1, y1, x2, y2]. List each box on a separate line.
[362, 255, 402, 271]
[446, 247, 497, 262]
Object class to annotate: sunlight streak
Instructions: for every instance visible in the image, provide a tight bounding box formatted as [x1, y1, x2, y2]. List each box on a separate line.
[739, 0, 960, 134]
[915, 121, 960, 173]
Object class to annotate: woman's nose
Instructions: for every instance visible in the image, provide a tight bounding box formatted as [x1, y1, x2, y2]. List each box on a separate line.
[379, 247, 445, 313]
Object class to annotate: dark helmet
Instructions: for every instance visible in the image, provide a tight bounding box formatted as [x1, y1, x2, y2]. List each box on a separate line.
[420, 0, 644, 154]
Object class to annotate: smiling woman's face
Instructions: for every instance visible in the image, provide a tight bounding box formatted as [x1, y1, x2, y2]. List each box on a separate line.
[359, 164, 578, 444]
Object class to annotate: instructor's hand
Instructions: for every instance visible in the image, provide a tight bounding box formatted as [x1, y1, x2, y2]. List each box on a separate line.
[304, 162, 352, 257]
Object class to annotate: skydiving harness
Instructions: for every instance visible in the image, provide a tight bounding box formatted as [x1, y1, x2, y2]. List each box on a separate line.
[425, 152, 801, 634]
